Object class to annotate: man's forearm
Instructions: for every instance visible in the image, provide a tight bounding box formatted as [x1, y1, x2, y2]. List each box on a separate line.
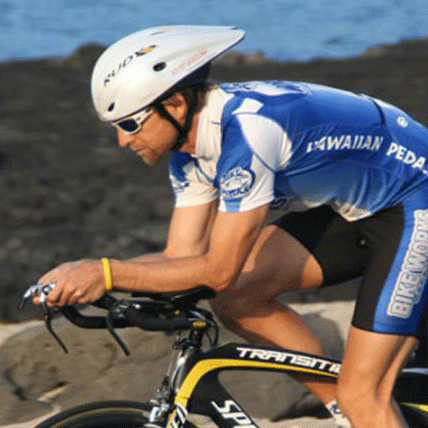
[108, 254, 215, 294]
[128, 251, 170, 263]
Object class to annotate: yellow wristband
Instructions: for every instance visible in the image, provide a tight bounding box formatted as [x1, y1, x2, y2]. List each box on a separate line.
[101, 258, 113, 291]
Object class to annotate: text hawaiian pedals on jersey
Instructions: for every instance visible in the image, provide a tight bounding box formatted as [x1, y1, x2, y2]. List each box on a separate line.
[306, 134, 384, 153]
[386, 142, 428, 175]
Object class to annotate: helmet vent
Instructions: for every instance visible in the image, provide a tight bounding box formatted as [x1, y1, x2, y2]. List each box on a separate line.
[153, 62, 166, 72]
[108, 102, 115, 112]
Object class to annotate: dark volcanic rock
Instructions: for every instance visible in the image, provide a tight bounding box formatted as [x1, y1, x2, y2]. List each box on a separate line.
[0, 38, 426, 425]
[1, 38, 427, 322]
[0, 44, 174, 320]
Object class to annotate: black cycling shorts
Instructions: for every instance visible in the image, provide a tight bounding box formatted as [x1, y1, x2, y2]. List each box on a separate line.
[272, 203, 428, 338]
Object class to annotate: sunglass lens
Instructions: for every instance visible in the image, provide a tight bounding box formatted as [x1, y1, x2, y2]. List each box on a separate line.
[118, 119, 139, 133]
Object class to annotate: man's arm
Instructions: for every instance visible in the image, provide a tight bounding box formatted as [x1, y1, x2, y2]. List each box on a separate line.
[39, 202, 269, 306]
[128, 201, 218, 262]
[108, 203, 270, 293]
[164, 200, 219, 257]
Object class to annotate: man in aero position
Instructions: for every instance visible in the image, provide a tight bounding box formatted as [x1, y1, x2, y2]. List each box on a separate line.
[36, 26, 428, 427]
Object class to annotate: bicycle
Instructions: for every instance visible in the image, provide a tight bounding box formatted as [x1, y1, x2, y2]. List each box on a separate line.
[20, 284, 428, 428]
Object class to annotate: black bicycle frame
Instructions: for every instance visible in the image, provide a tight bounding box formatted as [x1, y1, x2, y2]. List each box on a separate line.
[167, 343, 339, 428]
[166, 342, 428, 428]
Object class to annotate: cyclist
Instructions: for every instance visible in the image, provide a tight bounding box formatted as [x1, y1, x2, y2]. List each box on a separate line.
[35, 25, 428, 427]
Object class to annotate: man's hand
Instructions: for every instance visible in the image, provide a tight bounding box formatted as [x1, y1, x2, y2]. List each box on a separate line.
[35, 259, 106, 307]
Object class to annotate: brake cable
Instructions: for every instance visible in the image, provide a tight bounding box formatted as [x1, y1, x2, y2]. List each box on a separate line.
[106, 300, 131, 356]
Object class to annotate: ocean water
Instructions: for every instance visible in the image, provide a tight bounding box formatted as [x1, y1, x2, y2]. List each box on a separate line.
[0, 0, 428, 63]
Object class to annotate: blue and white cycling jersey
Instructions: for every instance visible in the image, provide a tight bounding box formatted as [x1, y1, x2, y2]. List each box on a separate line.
[169, 81, 428, 221]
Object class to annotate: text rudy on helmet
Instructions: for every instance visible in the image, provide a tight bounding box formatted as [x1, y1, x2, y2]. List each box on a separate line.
[90, 25, 245, 123]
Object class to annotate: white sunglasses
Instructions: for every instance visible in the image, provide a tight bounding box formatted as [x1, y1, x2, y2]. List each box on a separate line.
[112, 107, 154, 134]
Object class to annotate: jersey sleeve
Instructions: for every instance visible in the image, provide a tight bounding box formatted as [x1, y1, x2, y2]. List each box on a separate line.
[218, 100, 292, 212]
[169, 152, 218, 208]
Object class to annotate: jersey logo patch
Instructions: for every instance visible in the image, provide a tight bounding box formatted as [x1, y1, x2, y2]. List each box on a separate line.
[220, 167, 255, 200]
[397, 116, 409, 127]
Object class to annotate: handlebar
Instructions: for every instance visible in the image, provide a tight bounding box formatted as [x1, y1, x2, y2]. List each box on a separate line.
[20, 285, 217, 355]
[59, 294, 193, 332]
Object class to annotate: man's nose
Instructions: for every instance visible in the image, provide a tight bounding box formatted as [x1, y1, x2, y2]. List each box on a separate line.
[117, 129, 134, 148]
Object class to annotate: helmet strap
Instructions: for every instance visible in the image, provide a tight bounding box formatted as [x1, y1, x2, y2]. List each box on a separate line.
[153, 87, 200, 152]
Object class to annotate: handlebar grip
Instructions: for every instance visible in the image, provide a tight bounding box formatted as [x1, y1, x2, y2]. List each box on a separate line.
[60, 294, 132, 329]
[92, 293, 119, 310]
[60, 306, 132, 329]
[60, 307, 107, 328]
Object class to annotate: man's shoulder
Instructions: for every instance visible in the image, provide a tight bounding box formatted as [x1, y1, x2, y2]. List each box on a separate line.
[218, 81, 316, 126]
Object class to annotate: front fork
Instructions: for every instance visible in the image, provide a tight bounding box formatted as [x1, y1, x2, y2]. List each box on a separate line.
[147, 338, 199, 425]
[184, 371, 259, 428]
[160, 354, 259, 428]
[164, 371, 259, 428]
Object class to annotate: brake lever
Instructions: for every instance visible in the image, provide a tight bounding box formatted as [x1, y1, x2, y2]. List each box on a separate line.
[43, 305, 69, 353]
[19, 282, 56, 309]
[19, 283, 69, 353]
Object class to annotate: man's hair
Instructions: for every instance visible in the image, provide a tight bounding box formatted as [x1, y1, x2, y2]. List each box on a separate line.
[163, 81, 214, 113]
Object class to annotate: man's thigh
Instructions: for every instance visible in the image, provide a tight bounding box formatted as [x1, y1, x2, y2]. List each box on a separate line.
[272, 205, 370, 286]
[229, 223, 324, 302]
[225, 205, 369, 302]
[215, 211, 340, 306]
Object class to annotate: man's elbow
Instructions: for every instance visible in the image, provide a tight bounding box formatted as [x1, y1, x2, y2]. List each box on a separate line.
[164, 243, 207, 259]
[206, 266, 238, 293]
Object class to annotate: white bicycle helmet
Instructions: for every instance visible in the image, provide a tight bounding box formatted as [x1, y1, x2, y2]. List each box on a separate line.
[91, 25, 245, 123]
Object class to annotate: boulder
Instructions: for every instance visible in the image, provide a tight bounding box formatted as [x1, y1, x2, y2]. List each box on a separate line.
[0, 297, 353, 425]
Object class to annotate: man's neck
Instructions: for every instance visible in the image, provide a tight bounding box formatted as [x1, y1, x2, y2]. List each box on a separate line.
[178, 110, 200, 155]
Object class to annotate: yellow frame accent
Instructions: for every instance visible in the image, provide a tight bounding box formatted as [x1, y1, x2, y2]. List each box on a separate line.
[174, 357, 337, 403]
[402, 402, 428, 413]
[167, 357, 338, 428]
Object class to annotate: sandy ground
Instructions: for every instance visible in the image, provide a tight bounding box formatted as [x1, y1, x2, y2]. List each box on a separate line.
[0, 300, 354, 427]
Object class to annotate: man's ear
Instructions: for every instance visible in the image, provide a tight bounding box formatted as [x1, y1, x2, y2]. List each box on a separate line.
[164, 92, 188, 124]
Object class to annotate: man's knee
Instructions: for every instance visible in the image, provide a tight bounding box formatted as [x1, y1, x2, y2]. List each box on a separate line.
[336, 372, 389, 423]
[210, 292, 264, 328]
[336, 375, 364, 413]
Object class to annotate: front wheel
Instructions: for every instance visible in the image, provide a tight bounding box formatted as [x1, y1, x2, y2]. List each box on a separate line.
[34, 401, 160, 428]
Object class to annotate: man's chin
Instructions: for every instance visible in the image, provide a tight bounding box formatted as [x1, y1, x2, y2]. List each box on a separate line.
[138, 152, 159, 166]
